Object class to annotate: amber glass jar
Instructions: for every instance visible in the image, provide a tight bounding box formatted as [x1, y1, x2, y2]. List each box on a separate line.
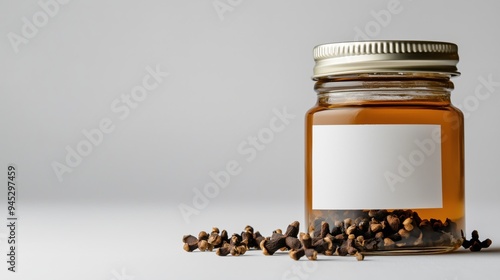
[305, 41, 464, 254]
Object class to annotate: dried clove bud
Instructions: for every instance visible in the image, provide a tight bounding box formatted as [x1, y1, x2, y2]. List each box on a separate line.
[208, 228, 223, 248]
[374, 231, 384, 239]
[346, 235, 358, 255]
[330, 222, 342, 236]
[431, 219, 443, 231]
[462, 230, 492, 252]
[197, 231, 210, 251]
[312, 218, 325, 237]
[386, 214, 400, 232]
[370, 222, 383, 233]
[364, 237, 379, 251]
[346, 225, 357, 236]
[299, 232, 313, 249]
[335, 240, 349, 256]
[291, 247, 318, 261]
[198, 240, 210, 251]
[261, 236, 286, 256]
[398, 228, 411, 240]
[216, 243, 231, 256]
[305, 248, 318, 260]
[355, 235, 365, 248]
[230, 245, 247, 256]
[213, 234, 248, 256]
[413, 233, 424, 246]
[184, 215, 490, 260]
[242, 226, 258, 248]
[198, 231, 208, 240]
[319, 221, 330, 238]
[409, 225, 422, 239]
[461, 230, 471, 249]
[402, 218, 414, 232]
[481, 239, 492, 249]
[383, 238, 395, 248]
[471, 230, 479, 240]
[312, 237, 332, 254]
[220, 230, 229, 244]
[289, 248, 305, 261]
[245, 225, 254, 234]
[324, 245, 336, 256]
[357, 218, 370, 233]
[231, 234, 240, 244]
[332, 233, 347, 244]
[241, 231, 254, 247]
[253, 231, 265, 249]
[285, 221, 300, 238]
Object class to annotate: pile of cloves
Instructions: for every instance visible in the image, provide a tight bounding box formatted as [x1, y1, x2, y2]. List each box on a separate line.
[461, 230, 492, 251]
[183, 226, 265, 257]
[183, 221, 365, 261]
[309, 209, 466, 251]
[183, 210, 493, 261]
[300, 220, 365, 261]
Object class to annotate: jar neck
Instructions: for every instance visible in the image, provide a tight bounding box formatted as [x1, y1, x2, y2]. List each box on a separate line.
[314, 73, 454, 106]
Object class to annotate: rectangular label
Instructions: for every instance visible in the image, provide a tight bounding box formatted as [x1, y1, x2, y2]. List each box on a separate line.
[312, 124, 443, 210]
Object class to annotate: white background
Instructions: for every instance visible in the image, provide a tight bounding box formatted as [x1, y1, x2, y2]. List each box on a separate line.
[0, 0, 499, 279]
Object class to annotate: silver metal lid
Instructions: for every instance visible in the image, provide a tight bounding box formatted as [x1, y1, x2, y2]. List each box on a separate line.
[313, 40, 459, 79]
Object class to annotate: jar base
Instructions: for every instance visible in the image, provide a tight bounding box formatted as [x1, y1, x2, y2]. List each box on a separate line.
[362, 244, 462, 255]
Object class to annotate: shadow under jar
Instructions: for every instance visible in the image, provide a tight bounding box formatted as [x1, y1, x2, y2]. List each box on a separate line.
[305, 41, 464, 254]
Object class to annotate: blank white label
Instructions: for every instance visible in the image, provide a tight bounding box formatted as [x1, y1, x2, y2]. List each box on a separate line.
[312, 124, 443, 210]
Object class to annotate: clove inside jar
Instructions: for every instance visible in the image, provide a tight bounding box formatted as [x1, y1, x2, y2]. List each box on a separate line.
[305, 41, 464, 254]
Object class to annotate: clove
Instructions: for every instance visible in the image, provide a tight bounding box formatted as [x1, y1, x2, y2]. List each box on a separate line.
[260, 236, 286, 255]
[461, 230, 492, 252]
[182, 235, 199, 252]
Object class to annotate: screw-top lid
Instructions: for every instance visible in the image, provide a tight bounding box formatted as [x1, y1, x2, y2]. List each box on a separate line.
[313, 40, 459, 79]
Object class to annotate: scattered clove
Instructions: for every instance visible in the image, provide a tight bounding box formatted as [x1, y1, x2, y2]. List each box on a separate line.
[182, 235, 199, 252]
[260, 235, 286, 255]
[183, 214, 492, 262]
[461, 230, 492, 252]
[207, 227, 222, 249]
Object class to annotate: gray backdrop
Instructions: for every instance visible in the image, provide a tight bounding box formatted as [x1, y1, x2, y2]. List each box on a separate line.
[1, 0, 499, 279]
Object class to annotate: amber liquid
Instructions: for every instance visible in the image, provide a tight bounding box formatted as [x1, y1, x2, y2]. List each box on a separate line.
[305, 99, 464, 253]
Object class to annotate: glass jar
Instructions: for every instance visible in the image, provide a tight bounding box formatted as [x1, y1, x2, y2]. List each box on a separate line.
[305, 41, 464, 254]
